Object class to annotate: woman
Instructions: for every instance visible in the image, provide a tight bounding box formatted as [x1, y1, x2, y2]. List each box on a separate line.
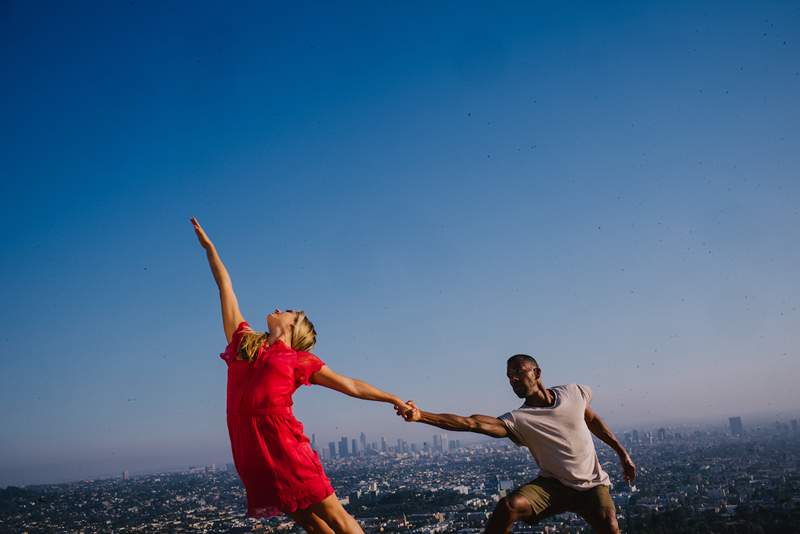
[191, 217, 409, 534]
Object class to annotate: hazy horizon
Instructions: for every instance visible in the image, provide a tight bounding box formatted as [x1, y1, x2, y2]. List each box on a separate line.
[4, 410, 795, 489]
[2, 0, 798, 488]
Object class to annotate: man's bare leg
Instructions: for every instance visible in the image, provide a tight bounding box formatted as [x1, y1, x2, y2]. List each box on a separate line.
[579, 508, 621, 534]
[484, 495, 534, 534]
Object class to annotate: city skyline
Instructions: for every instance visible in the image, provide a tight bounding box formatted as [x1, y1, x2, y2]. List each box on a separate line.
[3, 419, 798, 533]
[5, 412, 795, 488]
[2, 0, 799, 488]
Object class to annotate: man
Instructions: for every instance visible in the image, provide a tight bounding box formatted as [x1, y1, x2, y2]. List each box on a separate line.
[398, 354, 636, 534]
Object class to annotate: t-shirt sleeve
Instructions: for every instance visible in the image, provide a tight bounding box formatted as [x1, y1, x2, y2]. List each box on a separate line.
[295, 351, 326, 387]
[498, 412, 522, 446]
[576, 384, 593, 405]
[219, 321, 253, 364]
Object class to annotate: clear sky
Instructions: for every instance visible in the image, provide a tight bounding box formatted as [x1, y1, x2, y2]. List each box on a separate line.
[1, 0, 798, 487]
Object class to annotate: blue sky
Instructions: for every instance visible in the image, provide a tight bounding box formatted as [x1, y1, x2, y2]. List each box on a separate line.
[1, 0, 798, 486]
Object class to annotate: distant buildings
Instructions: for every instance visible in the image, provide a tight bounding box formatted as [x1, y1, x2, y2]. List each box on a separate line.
[433, 433, 449, 453]
[8, 421, 800, 534]
[729, 416, 744, 436]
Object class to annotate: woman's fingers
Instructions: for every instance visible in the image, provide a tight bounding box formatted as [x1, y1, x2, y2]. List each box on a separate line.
[190, 217, 213, 248]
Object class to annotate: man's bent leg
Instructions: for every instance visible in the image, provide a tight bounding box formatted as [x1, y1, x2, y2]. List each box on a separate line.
[485, 477, 569, 534]
[574, 485, 619, 534]
[484, 494, 532, 534]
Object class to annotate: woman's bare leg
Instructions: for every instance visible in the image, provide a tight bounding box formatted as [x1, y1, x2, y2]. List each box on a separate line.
[288, 510, 336, 534]
[307, 493, 364, 534]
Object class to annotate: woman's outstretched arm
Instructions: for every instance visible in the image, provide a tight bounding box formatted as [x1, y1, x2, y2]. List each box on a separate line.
[311, 366, 411, 413]
[191, 217, 246, 343]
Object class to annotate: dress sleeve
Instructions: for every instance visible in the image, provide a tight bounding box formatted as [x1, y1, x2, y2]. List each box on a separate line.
[219, 321, 253, 364]
[294, 351, 326, 387]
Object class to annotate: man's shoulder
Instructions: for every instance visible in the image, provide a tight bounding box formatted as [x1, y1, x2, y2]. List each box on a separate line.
[553, 383, 589, 392]
[500, 403, 527, 419]
[556, 383, 592, 403]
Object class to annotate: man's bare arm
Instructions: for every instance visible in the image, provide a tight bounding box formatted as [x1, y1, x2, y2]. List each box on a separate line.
[585, 405, 636, 482]
[400, 402, 509, 438]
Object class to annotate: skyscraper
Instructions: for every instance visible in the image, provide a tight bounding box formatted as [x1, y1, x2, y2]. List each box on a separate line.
[359, 432, 367, 452]
[729, 416, 744, 436]
[351, 438, 358, 456]
[328, 441, 337, 459]
[339, 436, 349, 458]
[122, 470, 129, 481]
[380, 436, 387, 453]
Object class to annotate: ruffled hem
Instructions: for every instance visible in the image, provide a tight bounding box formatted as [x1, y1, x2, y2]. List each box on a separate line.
[246, 482, 335, 518]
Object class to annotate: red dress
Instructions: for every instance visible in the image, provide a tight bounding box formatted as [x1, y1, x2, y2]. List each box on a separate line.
[221, 321, 334, 518]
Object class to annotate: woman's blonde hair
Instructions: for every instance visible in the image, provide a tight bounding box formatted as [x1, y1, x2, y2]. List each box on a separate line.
[237, 311, 317, 361]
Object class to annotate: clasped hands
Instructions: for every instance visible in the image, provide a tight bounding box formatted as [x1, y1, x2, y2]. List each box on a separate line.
[395, 400, 421, 422]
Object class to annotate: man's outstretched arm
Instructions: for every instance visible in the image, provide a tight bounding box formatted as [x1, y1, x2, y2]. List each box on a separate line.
[398, 401, 509, 439]
[584, 405, 636, 483]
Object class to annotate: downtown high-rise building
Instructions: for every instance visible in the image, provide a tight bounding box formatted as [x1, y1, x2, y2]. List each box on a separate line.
[339, 436, 349, 458]
[433, 433, 449, 453]
[729, 416, 744, 436]
[328, 441, 337, 459]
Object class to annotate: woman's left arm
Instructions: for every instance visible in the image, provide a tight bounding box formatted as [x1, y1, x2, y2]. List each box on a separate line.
[311, 366, 409, 412]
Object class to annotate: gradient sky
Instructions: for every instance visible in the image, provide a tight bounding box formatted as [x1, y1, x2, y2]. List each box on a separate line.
[1, 0, 798, 487]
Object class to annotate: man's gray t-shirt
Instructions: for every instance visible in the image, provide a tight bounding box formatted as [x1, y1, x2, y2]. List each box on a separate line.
[498, 384, 610, 490]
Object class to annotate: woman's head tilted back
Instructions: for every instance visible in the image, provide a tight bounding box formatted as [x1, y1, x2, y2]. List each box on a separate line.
[289, 311, 317, 352]
[238, 309, 317, 361]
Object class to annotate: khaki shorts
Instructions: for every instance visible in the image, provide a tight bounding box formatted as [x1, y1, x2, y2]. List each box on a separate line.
[512, 477, 615, 525]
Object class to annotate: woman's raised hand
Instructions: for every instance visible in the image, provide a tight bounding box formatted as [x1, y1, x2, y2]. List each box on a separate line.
[191, 217, 214, 250]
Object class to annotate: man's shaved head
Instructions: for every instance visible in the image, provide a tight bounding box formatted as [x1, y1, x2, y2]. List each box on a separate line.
[507, 354, 539, 369]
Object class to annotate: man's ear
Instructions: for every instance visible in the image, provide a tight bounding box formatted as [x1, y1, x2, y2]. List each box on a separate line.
[533, 367, 542, 379]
